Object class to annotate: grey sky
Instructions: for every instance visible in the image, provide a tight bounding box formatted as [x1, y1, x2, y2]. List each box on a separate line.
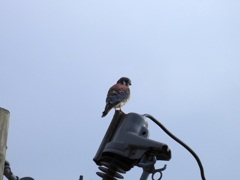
[1, 0, 239, 179]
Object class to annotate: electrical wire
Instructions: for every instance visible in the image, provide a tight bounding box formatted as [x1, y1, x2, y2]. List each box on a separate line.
[143, 114, 206, 180]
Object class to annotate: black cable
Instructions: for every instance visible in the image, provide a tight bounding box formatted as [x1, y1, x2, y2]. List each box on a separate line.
[143, 114, 206, 180]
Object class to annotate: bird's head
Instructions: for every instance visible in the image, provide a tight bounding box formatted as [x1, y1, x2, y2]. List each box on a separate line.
[117, 77, 132, 86]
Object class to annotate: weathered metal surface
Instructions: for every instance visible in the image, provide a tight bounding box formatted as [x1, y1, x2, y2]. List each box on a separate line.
[0, 108, 10, 180]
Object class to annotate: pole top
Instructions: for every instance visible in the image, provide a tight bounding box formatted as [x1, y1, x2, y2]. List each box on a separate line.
[0, 107, 10, 114]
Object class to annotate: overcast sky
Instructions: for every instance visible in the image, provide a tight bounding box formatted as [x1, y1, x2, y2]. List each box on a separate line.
[1, 0, 240, 180]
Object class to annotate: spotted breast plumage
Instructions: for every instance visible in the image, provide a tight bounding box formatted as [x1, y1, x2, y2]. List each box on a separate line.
[102, 77, 131, 117]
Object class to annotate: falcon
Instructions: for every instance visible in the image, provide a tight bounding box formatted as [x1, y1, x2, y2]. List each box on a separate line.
[102, 77, 131, 117]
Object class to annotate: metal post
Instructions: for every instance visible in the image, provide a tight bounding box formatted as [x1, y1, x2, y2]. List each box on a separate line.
[0, 108, 10, 180]
[140, 171, 150, 180]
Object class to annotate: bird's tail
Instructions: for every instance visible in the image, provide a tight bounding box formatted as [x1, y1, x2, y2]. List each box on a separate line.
[101, 103, 114, 118]
[101, 110, 109, 117]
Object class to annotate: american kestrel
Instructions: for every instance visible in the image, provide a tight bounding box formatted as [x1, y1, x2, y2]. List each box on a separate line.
[102, 77, 131, 117]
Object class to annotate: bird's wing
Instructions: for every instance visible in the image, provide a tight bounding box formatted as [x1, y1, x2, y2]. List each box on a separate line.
[106, 84, 130, 104]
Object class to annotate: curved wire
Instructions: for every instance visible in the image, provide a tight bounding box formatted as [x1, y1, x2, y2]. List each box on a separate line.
[143, 114, 206, 180]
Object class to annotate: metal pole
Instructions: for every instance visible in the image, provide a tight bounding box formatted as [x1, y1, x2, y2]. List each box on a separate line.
[0, 108, 10, 180]
[140, 171, 150, 180]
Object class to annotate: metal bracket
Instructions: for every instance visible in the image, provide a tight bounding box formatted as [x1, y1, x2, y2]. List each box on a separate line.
[151, 164, 167, 180]
[138, 154, 167, 180]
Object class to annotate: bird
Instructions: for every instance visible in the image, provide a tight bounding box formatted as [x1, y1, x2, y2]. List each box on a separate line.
[102, 77, 131, 117]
